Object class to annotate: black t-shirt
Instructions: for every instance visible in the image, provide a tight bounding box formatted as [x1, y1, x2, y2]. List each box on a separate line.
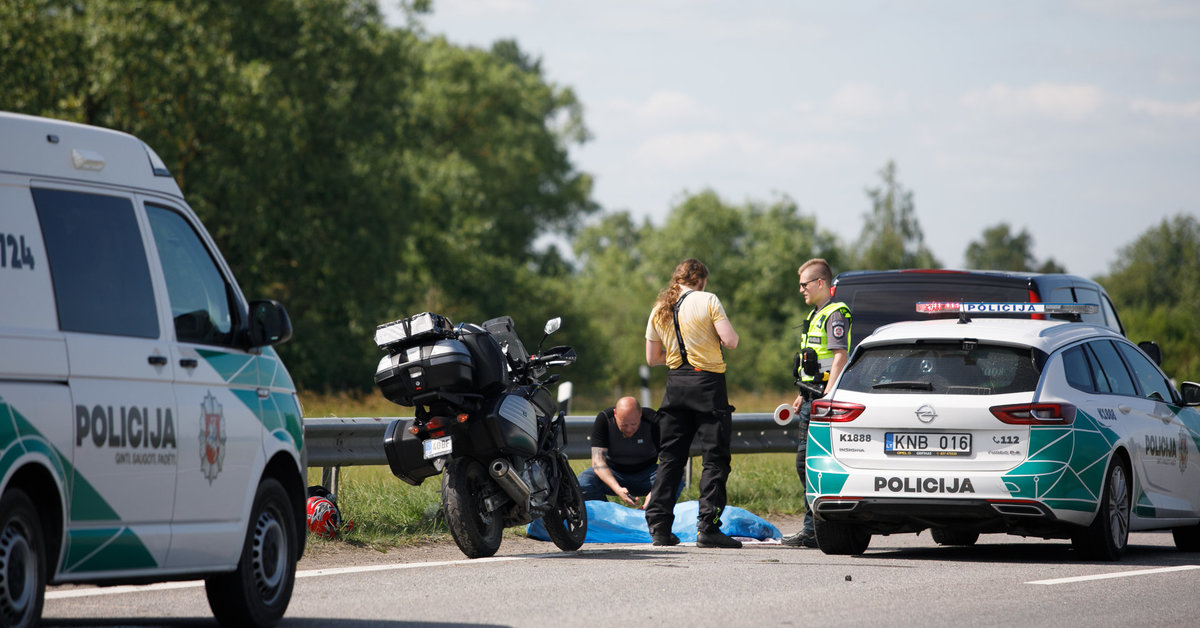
[591, 407, 660, 474]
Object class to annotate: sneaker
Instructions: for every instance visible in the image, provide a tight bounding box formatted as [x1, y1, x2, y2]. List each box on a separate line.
[651, 531, 680, 546]
[781, 531, 817, 548]
[696, 528, 742, 549]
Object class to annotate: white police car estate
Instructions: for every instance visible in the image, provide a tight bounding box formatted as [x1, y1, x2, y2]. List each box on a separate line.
[805, 303, 1200, 560]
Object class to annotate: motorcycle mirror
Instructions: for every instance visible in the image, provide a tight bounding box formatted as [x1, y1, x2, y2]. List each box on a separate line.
[543, 317, 561, 335]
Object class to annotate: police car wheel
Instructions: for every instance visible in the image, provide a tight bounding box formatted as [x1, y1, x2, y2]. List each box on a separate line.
[205, 478, 297, 627]
[1072, 457, 1131, 561]
[543, 459, 587, 552]
[442, 457, 503, 559]
[930, 528, 980, 546]
[814, 517, 870, 555]
[0, 490, 44, 628]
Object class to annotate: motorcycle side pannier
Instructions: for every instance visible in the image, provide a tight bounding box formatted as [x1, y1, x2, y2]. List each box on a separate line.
[383, 418, 446, 486]
[374, 339, 473, 406]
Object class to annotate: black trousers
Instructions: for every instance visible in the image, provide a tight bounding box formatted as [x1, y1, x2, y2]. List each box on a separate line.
[645, 369, 733, 534]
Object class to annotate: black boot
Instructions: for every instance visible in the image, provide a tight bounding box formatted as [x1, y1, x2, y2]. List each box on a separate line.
[696, 527, 741, 549]
[651, 529, 680, 546]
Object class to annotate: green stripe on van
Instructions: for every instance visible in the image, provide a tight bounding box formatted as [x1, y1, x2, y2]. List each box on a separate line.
[63, 527, 157, 573]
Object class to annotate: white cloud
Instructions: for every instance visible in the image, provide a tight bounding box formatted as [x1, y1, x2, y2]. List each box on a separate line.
[432, 0, 533, 18]
[631, 131, 764, 169]
[1130, 98, 1200, 118]
[626, 90, 716, 125]
[961, 82, 1106, 121]
[827, 83, 892, 118]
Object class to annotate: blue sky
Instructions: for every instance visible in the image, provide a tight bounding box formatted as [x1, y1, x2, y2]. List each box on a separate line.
[387, 1, 1199, 278]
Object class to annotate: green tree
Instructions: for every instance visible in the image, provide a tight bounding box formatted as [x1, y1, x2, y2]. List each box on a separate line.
[853, 160, 939, 270]
[965, 223, 1066, 273]
[1098, 213, 1200, 382]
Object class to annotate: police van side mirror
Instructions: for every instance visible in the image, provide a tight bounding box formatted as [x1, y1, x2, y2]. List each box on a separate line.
[1181, 382, 1200, 407]
[246, 299, 293, 348]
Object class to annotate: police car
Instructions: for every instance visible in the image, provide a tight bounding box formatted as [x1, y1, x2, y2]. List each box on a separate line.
[805, 302, 1200, 560]
[1, 111, 306, 626]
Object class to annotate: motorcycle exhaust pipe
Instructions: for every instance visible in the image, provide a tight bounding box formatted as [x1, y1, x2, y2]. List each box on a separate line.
[489, 458, 532, 506]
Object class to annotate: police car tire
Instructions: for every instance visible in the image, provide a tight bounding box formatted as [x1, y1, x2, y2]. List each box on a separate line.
[442, 457, 503, 559]
[1071, 457, 1131, 561]
[0, 489, 44, 628]
[543, 458, 587, 552]
[205, 478, 297, 627]
[930, 528, 979, 546]
[814, 517, 870, 555]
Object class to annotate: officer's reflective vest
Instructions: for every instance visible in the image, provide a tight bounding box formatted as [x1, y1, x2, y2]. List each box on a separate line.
[799, 300, 852, 382]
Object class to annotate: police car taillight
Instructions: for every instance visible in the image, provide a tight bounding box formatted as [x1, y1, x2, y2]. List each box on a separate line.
[990, 403, 1076, 425]
[811, 400, 865, 422]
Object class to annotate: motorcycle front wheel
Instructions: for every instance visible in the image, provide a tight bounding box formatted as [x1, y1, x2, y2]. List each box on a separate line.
[442, 457, 503, 558]
[542, 456, 587, 551]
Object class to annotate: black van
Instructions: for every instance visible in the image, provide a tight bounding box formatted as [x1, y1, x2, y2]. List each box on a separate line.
[830, 269, 1130, 352]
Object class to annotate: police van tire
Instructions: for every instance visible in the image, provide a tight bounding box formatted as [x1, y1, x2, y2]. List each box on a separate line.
[205, 478, 297, 627]
[930, 528, 979, 546]
[814, 517, 870, 555]
[543, 459, 587, 552]
[1071, 457, 1130, 561]
[442, 457, 503, 559]
[0, 489, 45, 628]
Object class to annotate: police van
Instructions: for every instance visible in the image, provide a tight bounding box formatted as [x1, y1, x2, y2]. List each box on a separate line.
[0, 111, 306, 627]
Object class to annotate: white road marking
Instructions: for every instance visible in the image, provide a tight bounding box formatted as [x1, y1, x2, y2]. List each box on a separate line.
[46, 555, 533, 600]
[1027, 564, 1200, 585]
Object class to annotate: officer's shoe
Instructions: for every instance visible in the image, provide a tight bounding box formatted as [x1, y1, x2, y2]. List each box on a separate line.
[781, 530, 818, 548]
[651, 531, 680, 546]
[696, 528, 742, 549]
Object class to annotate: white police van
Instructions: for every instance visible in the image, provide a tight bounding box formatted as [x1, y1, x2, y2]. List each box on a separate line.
[0, 111, 306, 627]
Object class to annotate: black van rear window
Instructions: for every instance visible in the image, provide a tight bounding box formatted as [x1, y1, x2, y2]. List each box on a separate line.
[838, 342, 1041, 395]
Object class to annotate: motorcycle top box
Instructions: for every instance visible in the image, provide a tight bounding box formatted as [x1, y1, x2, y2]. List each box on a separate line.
[374, 339, 473, 406]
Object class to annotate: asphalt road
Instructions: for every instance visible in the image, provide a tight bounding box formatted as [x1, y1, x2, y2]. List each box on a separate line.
[42, 530, 1200, 627]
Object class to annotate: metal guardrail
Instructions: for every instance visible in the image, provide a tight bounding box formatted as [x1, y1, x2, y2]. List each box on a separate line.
[304, 414, 801, 493]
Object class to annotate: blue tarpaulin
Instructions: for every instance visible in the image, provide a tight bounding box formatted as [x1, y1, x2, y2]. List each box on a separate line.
[527, 500, 781, 543]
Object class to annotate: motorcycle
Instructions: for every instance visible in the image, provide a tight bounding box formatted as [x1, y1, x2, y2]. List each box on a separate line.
[372, 312, 587, 558]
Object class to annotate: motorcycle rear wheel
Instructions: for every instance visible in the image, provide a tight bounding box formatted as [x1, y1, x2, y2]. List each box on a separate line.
[542, 457, 587, 551]
[442, 457, 503, 558]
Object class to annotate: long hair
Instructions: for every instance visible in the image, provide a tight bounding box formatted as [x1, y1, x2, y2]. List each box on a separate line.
[651, 258, 709, 329]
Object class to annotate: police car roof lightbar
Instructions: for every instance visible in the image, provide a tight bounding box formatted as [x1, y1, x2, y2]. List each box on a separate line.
[915, 302, 1100, 315]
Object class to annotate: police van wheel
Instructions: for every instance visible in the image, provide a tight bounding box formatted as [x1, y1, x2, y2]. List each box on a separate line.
[0, 490, 44, 628]
[543, 459, 587, 552]
[930, 528, 979, 546]
[1072, 457, 1130, 561]
[442, 457, 503, 558]
[814, 517, 870, 555]
[205, 478, 297, 627]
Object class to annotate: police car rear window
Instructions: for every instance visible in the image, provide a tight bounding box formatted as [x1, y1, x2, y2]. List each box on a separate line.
[839, 342, 1040, 395]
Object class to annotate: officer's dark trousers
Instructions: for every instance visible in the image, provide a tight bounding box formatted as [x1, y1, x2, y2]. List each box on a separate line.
[645, 368, 733, 535]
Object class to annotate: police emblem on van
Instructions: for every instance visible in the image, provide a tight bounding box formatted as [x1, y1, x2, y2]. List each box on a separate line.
[199, 392, 226, 483]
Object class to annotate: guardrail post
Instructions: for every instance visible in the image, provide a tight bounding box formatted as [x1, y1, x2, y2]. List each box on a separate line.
[321, 466, 341, 498]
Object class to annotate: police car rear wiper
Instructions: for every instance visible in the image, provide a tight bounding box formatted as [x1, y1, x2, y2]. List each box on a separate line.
[873, 381, 934, 390]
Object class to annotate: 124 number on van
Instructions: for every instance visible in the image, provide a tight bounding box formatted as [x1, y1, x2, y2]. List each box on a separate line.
[0, 232, 35, 270]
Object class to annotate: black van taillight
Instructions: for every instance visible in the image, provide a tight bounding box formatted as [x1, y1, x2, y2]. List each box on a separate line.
[990, 403, 1075, 425]
[811, 400, 865, 422]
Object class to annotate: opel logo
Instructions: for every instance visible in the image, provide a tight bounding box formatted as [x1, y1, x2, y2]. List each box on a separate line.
[915, 404, 937, 423]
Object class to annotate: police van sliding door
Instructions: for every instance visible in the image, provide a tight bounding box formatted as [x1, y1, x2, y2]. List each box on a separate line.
[31, 186, 176, 577]
[142, 201, 263, 569]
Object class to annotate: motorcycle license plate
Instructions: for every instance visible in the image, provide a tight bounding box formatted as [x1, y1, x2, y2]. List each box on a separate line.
[423, 436, 452, 459]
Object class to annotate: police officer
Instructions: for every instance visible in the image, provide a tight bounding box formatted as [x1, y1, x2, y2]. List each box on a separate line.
[781, 258, 851, 548]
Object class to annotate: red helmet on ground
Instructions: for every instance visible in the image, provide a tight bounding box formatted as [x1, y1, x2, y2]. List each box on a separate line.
[306, 495, 342, 538]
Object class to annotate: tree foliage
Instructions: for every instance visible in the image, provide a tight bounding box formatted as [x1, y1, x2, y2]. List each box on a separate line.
[853, 161, 940, 270]
[0, 0, 595, 391]
[965, 223, 1066, 273]
[1097, 214, 1200, 382]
